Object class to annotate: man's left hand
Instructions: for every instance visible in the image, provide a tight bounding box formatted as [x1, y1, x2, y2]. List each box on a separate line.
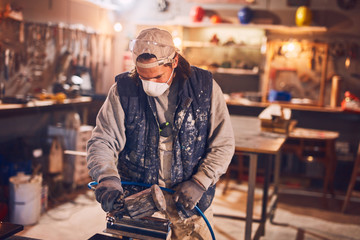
[173, 178, 206, 210]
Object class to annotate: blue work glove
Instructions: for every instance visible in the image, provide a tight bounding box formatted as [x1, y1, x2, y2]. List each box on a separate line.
[173, 178, 206, 210]
[95, 176, 124, 212]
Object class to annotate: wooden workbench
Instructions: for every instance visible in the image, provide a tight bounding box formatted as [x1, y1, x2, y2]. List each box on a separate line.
[282, 127, 340, 195]
[0, 96, 92, 119]
[227, 102, 360, 190]
[0, 96, 93, 142]
[223, 115, 286, 240]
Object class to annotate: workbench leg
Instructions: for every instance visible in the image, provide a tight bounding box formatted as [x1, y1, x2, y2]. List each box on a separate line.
[254, 155, 272, 240]
[274, 152, 281, 195]
[245, 154, 258, 240]
[323, 139, 336, 197]
[268, 153, 281, 225]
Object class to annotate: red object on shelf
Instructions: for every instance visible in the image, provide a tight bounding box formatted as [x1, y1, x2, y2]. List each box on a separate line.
[190, 6, 205, 22]
[341, 91, 360, 113]
[210, 15, 222, 24]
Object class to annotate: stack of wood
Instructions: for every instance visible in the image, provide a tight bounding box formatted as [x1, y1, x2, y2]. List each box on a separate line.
[258, 104, 296, 134]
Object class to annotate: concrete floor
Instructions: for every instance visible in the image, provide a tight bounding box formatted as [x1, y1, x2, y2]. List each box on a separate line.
[9, 179, 360, 240]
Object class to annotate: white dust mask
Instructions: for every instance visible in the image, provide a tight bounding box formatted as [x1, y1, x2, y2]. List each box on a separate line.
[141, 68, 174, 97]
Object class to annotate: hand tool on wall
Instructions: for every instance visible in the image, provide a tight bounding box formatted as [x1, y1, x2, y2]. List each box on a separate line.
[310, 46, 316, 71]
[4, 49, 10, 81]
[19, 22, 25, 43]
[347, 43, 359, 78]
[0, 81, 5, 101]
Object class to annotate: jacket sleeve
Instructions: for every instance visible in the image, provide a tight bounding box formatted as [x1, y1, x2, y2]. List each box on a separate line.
[192, 79, 235, 189]
[87, 84, 127, 182]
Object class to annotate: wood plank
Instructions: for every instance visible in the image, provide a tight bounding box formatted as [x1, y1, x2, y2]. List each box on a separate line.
[231, 115, 286, 154]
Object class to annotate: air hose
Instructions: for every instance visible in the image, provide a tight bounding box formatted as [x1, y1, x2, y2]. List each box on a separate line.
[87, 181, 216, 240]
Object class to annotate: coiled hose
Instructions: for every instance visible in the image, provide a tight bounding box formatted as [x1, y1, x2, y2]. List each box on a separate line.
[87, 181, 216, 240]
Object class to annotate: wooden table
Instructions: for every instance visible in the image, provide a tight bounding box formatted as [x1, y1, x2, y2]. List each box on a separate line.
[229, 115, 286, 240]
[282, 127, 339, 195]
[0, 96, 92, 122]
[0, 96, 93, 141]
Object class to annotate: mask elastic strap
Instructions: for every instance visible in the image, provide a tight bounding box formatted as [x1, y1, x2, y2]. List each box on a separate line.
[166, 67, 175, 84]
[136, 58, 175, 68]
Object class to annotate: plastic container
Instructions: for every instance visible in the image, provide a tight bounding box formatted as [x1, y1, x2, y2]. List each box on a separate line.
[9, 172, 42, 225]
[268, 90, 291, 102]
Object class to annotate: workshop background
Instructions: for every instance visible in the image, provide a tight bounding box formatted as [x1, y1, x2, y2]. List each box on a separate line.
[0, 0, 360, 239]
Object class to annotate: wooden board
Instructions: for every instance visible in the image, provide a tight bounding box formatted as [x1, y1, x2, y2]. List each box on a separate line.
[231, 115, 286, 155]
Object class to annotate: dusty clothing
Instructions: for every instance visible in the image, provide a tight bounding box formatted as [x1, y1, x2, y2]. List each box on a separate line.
[155, 191, 214, 240]
[169, 208, 213, 240]
[154, 75, 179, 188]
[87, 66, 234, 236]
[87, 69, 234, 189]
[114, 66, 217, 213]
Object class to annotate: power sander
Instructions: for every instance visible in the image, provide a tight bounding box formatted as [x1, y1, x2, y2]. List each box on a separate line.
[89, 184, 171, 240]
[108, 184, 167, 220]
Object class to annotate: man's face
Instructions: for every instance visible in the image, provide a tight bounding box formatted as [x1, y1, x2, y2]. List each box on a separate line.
[136, 57, 177, 85]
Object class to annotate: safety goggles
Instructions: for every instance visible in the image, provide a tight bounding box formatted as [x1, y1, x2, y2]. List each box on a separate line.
[129, 39, 176, 68]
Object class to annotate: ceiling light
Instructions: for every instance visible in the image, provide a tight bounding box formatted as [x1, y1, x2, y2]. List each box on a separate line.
[114, 22, 123, 32]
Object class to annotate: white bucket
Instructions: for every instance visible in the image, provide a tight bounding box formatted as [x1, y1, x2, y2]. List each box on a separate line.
[9, 172, 42, 225]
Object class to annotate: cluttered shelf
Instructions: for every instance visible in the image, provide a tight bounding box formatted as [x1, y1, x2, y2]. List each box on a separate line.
[0, 96, 92, 117]
[210, 67, 259, 75]
[182, 40, 261, 49]
[226, 98, 345, 113]
[141, 21, 327, 33]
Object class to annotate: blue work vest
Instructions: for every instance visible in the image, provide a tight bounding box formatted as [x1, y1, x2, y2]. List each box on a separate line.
[115, 66, 215, 214]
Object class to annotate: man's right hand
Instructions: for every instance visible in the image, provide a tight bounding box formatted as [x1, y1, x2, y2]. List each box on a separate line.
[95, 176, 124, 212]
